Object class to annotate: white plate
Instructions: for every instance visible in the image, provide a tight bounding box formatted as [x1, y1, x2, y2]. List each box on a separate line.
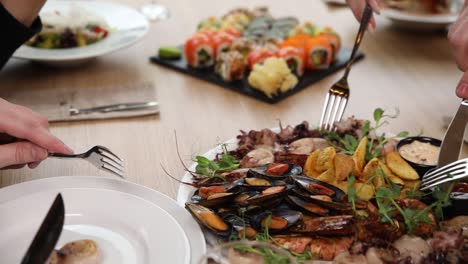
[13, 1, 149, 65]
[381, 8, 458, 30]
[0, 176, 206, 264]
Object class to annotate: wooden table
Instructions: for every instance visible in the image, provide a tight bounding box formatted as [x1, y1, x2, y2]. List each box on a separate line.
[0, 0, 464, 199]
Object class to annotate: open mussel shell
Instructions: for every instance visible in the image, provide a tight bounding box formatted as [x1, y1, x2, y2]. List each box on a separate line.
[247, 163, 302, 181]
[193, 192, 238, 208]
[250, 209, 303, 233]
[285, 195, 329, 216]
[292, 176, 346, 201]
[290, 188, 352, 212]
[239, 177, 287, 191]
[185, 203, 231, 237]
[289, 215, 354, 236]
[246, 186, 287, 205]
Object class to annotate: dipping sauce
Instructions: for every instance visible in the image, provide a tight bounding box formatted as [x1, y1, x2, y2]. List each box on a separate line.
[399, 140, 440, 166]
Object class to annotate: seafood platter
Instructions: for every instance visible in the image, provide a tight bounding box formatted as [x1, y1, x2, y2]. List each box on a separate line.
[174, 108, 468, 263]
[151, 7, 364, 104]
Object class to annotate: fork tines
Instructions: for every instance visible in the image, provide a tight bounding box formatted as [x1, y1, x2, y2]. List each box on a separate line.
[420, 158, 468, 190]
[319, 80, 349, 131]
[95, 146, 124, 178]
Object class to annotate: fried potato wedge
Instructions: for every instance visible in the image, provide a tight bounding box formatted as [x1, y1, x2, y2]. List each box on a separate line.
[316, 168, 336, 184]
[362, 158, 380, 182]
[353, 137, 368, 177]
[385, 152, 419, 180]
[388, 174, 405, 185]
[403, 179, 422, 190]
[355, 182, 375, 201]
[334, 153, 354, 182]
[304, 150, 321, 178]
[315, 147, 336, 172]
[335, 181, 349, 193]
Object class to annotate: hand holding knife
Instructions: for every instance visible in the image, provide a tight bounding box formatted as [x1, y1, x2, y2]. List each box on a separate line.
[21, 193, 65, 264]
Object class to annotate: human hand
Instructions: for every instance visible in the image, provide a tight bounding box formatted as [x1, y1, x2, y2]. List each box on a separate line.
[346, 0, 382, 30]
[0, 98, 73, 169]
[448, 1, 468, 98]
[1, 0, 47, 26]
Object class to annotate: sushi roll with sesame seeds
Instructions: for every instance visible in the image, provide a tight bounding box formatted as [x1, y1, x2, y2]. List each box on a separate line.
[215, 51, 246, 82]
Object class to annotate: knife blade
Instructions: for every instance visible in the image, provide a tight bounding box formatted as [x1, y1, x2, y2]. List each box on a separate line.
[21, 193, 65, 264]
[69, 101, 159, 116]
[438, 100, 468, 168]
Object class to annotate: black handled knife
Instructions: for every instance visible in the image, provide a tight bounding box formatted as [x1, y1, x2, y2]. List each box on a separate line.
[21, 193, 65, 264]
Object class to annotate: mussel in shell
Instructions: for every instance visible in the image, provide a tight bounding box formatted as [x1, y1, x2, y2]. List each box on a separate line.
[247, 163, 302, 180]
[244, 177, 272, 186]
[286, 195, 329, 216]
[251, 209, 303, 233]
[290, 188, 352, 212]
[186, 203, 231, 237]
[246, 186, 287, 206]
[292, 176, 346, 201]
[290, 215, 354, 236]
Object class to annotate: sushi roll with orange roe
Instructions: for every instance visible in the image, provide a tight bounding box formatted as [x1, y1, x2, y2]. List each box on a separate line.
[184, 34, 215, 68]
[316, 27, 341, 61]
[277, 46, 305, 76]
[305, 37, 333, 70]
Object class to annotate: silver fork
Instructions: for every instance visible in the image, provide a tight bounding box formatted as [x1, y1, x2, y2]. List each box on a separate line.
[50, 146, 124, 178]
[319, 3, 373, 130]
[420, 158, 468, 191]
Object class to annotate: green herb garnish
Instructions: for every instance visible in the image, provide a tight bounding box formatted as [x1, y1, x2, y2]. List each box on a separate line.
[194, 144, 239, 178]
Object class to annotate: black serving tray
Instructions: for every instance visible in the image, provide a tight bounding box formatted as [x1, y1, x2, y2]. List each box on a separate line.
[150, 47, 364, 104]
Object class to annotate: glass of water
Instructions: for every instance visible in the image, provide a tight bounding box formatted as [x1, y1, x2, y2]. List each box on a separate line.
[140, 0, 169, 21]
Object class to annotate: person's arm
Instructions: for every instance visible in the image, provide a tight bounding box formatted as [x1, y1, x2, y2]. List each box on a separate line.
[448, 1, 468, 98]
[0, 98, 73, 169]
[0, 0, 45, 68]
[346, 0, 382, 30]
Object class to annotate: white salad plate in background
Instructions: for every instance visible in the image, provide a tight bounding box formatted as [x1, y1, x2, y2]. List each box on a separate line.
[381, 8, 458, 30]
[13, 1, 149, 65]
[0, 176, 206, 264]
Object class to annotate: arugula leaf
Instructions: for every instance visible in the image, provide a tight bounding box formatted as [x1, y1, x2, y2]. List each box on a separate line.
[374, 108, 384, 122]
[361, 120, 371, 136]
[432, 181, 456, 220]
[396, 131, 410, 138]
[193, 145, 240, 178]
[347, 175, 357, 212]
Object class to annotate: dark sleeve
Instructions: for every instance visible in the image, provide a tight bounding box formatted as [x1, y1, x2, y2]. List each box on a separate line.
[0, 3, 42, 69]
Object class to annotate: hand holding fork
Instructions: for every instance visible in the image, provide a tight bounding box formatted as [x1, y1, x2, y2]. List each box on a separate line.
[319, 3, 373, 130]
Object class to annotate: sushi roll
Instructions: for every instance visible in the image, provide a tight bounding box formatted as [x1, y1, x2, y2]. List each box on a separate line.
[277, 46, 305, 76]
[230, 37, 255, 60]
[197, 17, 221, 31]
[247, 48, 277, 70]
[305, 37, 333, 70]
[215, 51, 246, 82]
[316, 27, 341, 61]
[218, 27, 242, 38]
[184, 34, 215, 68]
[212, 32, 237, 58]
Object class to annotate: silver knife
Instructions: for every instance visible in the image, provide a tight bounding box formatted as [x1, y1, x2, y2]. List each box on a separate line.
[69, 101, 159, 116]
[438, 100, 468, 167]
[21, 193, 65, 264]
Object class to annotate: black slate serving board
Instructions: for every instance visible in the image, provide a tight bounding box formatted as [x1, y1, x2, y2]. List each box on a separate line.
[150, 47, 364, 104]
